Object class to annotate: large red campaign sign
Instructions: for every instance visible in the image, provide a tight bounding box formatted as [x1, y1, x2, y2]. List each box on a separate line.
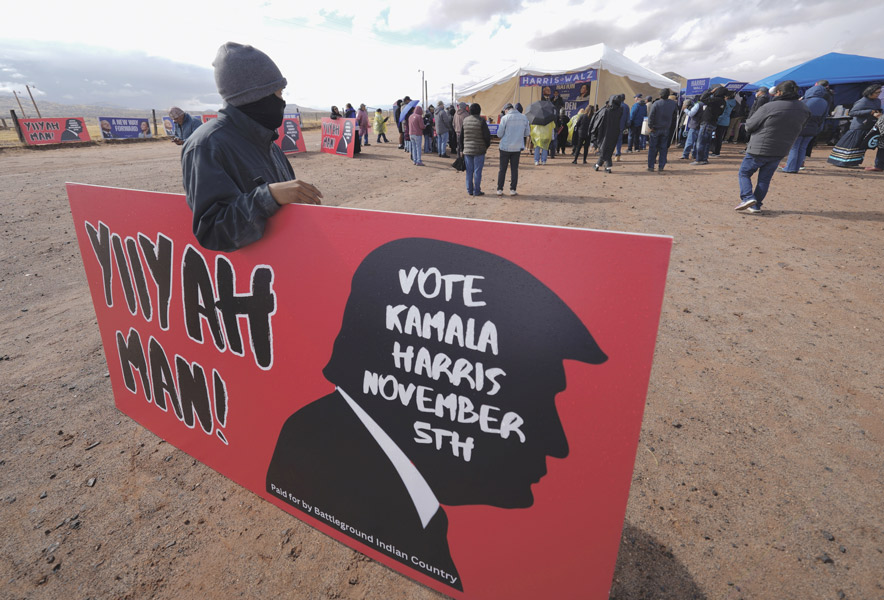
[275, 117, 306, 155]
[20, 117, 91, 145]
[68, 184, 671, 599]
[320, 117, 357, 157]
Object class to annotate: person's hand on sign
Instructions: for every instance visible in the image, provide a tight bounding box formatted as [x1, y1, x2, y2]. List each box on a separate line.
[172, 137, 184, 146]
[269, 180, 323, 206]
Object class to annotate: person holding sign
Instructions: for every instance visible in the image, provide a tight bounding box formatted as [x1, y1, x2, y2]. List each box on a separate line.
[266, 238, 608, 592]
[181, 42, 322, 252]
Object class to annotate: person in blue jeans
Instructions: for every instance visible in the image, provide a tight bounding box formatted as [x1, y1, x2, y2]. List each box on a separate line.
[458, 103, 491, 195]
[627, 95, 647, 151]
[783, 83, 830, 172]
[693, 122, 715, 164]
[735, 80, 809, 214]
[407, 105, 425, 165]
[647, 88, 678, 171]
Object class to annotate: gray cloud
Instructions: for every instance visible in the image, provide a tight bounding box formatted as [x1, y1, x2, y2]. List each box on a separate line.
[0, 40, 219, 110]
[528, 1, 871, 80]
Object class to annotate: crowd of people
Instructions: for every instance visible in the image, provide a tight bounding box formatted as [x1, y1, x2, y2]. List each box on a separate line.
[321, 79, 882, 211]
[171, 41, 883, 254]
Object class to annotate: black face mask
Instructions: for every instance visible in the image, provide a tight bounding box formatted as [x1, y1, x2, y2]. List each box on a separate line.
[238, 93, 286, 131]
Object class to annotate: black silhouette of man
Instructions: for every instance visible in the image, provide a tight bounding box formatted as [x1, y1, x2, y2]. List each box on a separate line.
[266, 238, 607, 591]
[335, 119, 353, 155]
[61, 118, 83, 142]
[281, 119, 300, 152]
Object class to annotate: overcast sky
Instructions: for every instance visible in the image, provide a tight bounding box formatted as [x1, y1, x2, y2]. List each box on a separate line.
[2, 1, 882, 112]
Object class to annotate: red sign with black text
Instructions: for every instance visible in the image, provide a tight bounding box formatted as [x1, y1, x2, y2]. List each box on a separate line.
[320, 117, 357, 157]
[20, 117, 91, 145]
[275, 117, 306, 155]
[68, 184, 671, 599]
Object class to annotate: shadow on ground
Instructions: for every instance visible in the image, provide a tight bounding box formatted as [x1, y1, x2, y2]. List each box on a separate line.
[609, 523, 707, 600]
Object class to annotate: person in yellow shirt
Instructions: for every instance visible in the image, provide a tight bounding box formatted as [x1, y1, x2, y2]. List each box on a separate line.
[373, 108, 389, 143]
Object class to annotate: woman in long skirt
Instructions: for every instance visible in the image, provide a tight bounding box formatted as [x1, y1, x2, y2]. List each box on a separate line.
[828, 84, 882, 168]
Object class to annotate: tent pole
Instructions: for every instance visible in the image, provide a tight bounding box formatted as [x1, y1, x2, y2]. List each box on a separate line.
[593, 61, 601, 110]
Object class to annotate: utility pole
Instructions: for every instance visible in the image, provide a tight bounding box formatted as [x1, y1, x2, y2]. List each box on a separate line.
[418, 70, 425, 108]
[13, 91, 27, 118]
[26, 85, 41, 118]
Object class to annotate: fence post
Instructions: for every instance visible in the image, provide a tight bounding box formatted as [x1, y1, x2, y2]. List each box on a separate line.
[10, 110, 24, 143]
[152, 109, 158, 136]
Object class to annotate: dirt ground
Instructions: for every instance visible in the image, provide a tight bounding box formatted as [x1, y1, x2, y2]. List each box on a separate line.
[1, 130, 882, 600]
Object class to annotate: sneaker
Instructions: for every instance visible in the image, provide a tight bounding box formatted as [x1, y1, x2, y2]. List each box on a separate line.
[679, 156, 689, 160]
[508, 189, 517, 196]
[474, 191, 485, 196]
[647, 167, 655, 172]
[735, 198, 757, 211]
[496, 189, 503, 196]
[799, 166, 806, 170]
[746, 206, 761, 214]
[534, 160, 539, 166]
[779, 167, 798, 173]
[690, 161, 708, 166]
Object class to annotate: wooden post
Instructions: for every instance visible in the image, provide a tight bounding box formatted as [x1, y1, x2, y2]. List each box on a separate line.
[26, 85, 41, 118]
[152, 109, 158, 136]
[13, 91, 27, 118]
[10, 110, 24, 143]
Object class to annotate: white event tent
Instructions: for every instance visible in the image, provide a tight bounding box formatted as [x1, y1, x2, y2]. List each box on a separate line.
[457, 43, 679, 118]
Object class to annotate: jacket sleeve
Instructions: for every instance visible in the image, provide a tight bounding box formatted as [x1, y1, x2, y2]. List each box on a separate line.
[647, 103, 657, 128]
[181, 143, 281, 253]
[848, 101, 876, 118]
[482, 120, 491, 148]
[744, 104, 766, 135]
[496, 115, 507, 139]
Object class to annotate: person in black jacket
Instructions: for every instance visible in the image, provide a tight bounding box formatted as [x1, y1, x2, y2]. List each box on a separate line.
[590, 95, 625, 173]
[181, 42, 322, 252]
[692, 86, 727, 165]
[571, 109, 593, 164]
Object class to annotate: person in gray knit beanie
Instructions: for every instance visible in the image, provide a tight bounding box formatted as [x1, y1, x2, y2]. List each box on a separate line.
[213, 42, 288, 107]
[180, 41, 322, 253]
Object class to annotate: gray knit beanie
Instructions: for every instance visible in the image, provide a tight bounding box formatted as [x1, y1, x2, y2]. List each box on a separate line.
[213, 42, 287, 106]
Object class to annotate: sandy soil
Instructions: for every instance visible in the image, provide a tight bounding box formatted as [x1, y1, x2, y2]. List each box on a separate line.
[1, 130, 883, 600]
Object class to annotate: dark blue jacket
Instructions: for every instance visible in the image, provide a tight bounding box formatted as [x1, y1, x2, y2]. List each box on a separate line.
[629, 101, 646, 127]
[648, 98, 678, 132]
[181, 104, 295, 252]
[800, 85, 831, 137]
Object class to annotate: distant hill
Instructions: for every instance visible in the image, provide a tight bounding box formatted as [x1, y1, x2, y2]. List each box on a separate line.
[0, 95, 158, 120]
[0, 94, 330, 122]
[663, 72, 687, 88]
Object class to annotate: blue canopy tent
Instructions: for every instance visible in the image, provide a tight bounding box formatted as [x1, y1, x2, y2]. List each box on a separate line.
[744, 52, 884, 105]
